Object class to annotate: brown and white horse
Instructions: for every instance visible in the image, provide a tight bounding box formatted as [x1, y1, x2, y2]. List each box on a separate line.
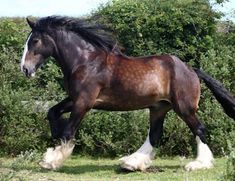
[20, 16, 235, 171]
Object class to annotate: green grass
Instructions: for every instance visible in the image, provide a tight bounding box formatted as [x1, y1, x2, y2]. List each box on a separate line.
[0, 154, 229, 181]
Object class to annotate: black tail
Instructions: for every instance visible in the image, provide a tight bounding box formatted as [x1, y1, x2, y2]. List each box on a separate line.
[193, 68, 235, 120]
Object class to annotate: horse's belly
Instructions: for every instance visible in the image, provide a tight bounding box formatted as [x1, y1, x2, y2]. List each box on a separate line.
[93, 92, 169, 111]
[93, 98, 152, 111]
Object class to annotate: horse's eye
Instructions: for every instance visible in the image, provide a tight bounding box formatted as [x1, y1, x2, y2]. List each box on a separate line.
[33, 39, 39, 44]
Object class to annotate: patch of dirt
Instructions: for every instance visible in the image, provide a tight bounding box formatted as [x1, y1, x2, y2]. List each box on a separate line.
[116, 166, 165, 174]
[145, 166, 165, 173]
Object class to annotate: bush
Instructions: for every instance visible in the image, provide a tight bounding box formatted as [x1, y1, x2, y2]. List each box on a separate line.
[95, 0, 219, 63]
[0, 48, 48, 155]
[0, 18, 27, 52]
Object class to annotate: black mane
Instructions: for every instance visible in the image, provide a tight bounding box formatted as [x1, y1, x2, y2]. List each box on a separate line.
[35, 16, 120, 53]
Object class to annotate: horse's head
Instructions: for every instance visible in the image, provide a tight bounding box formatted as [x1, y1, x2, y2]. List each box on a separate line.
[20, 18, 55, 77]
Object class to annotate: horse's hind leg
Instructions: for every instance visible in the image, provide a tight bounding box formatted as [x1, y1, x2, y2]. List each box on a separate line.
[120, 102, 170, 171]
[170, 60, 214, 171]
[173, 100, 214, 171]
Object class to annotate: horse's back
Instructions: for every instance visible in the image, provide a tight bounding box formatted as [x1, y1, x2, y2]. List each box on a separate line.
[113, 54, 173, 93]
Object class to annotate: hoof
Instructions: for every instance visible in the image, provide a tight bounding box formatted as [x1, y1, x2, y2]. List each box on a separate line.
[185, 160, 213, 171]
[119, 152, 153, 171]
[39, 161, 54, 170]
[39, 140, 75, 170]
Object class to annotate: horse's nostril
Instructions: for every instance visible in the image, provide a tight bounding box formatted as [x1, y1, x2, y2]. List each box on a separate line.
[23, 66, 28, 74]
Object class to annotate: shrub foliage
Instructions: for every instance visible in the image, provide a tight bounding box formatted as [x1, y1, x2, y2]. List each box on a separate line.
[0, 0, 234, 158]
[95, 0, 219, 64]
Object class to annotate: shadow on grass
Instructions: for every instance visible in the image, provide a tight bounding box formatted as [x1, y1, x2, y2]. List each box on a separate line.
[58, 164, 181, 175]
[0, 160, 181, 175]
[58, 164, 119, 175]
[146, 165, 181, 173]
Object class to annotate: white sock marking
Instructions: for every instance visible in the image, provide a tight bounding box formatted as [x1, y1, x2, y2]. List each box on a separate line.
[136, 134, 154, 155]
[196, 136, 213, 161]
[185, 136, 214, 171]
[20, 33, 32, 72]
[39, 140, 75, 170]
[120, 132, 155, 171]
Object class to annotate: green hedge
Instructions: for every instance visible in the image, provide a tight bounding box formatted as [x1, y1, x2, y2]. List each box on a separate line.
[95, 0, 219, 63]
[0, 0, 234, 158]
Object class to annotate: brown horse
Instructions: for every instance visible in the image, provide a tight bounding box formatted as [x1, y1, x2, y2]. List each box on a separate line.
[20, 16, 235, 171]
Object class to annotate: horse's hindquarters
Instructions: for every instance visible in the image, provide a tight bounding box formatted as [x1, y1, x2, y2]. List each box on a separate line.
[170, 56, 201, 113]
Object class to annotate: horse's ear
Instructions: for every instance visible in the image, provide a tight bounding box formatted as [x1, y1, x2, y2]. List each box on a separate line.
[26, 17, 36, 29]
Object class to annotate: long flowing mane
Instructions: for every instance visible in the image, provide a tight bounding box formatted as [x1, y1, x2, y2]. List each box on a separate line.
[34, 16, 121, 53]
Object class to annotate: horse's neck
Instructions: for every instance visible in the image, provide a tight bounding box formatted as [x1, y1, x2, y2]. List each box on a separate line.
[53, 33, 97, 76]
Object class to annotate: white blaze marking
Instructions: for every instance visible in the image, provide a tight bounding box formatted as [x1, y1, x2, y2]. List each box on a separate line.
[20, 33, 32, 72]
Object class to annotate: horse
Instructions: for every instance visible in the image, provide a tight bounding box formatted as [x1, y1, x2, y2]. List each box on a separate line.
[20, 16, 235, 171]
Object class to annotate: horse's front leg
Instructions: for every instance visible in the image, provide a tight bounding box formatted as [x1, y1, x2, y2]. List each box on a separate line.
[39, 85, 101, 170]
[47, 97, 73, 139]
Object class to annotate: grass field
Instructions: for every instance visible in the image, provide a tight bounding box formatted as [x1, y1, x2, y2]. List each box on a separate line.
[0, 154, 229, 181]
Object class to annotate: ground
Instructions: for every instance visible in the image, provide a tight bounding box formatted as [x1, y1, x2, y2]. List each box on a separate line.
[0, 155, 228, 181]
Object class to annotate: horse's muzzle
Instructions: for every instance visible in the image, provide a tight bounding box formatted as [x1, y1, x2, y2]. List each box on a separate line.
[22, 65, 36, 77]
